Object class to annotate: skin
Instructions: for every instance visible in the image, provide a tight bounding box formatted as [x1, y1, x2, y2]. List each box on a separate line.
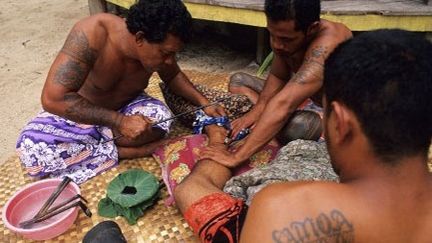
[175, 98, 432, 242]
[200, 18, 352, 168]
[240, 100, 432, 242]
[174, 125, 231, 214]
[41, 13, 225, 159]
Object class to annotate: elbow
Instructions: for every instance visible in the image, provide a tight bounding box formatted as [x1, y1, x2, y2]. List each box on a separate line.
[40, 92, 55, 113]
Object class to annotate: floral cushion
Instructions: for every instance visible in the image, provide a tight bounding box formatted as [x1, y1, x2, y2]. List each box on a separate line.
[152, 134, 280, 205]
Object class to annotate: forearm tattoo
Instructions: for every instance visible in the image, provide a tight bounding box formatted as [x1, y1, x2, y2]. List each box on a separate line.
[54, 29, 114, 126]
[292, 45, 328, 85]
[55, 29, 97, 90]
[63, 93, 116, 127]
[272, 209, 354, 243]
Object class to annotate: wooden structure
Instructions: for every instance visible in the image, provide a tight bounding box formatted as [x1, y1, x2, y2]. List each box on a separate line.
[90, 0, 432, 31]
[89, 0, 432, 62]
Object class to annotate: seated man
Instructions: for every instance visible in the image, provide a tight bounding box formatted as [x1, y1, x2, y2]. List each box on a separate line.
[175, 29, 432, 242]
[202, 0, 352, 168]
[15, 0, 224, 183]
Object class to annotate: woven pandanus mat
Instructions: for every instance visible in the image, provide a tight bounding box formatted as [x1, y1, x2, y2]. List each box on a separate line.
[0, 70, 231, 243]
[2, 70, 431, 242]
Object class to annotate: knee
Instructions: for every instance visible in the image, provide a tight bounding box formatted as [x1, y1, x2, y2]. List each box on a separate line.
[277, 110, 322, 145]
[229, 72, 250, 87]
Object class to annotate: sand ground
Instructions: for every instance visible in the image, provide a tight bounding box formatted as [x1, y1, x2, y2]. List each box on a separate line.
[0, 0, 258, 164]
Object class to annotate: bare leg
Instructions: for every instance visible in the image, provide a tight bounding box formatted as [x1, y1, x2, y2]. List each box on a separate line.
[174, 125, 231, 213]
[228, 72, 265, 104]
[174, 159, 232, 214]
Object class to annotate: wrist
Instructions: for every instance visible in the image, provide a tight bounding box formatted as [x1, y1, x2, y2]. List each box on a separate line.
[114, 113, 124, 129]
[234, 148, 251, 164]
[252, 103, 265, 114]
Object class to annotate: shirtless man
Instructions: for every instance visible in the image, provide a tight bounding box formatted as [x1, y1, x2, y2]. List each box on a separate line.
[201, 0, 352, 167]
[15, 0, 224, 183]
[174, 29, 432, 242]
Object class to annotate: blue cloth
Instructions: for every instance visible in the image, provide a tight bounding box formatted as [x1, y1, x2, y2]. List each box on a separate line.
[192, 110, 230, 134]
[192, 110, 250, 144]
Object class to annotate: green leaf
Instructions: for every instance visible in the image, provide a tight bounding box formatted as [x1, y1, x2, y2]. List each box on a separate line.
[107, 169, 159, 208]
[257, 51, 274, 77]
[98, 197, 118, 218]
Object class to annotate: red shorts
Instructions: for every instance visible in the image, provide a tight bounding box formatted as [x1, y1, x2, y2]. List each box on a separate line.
[184, 193, 248, 243]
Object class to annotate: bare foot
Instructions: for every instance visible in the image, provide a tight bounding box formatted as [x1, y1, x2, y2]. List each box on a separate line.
[229, 86, 259, 104]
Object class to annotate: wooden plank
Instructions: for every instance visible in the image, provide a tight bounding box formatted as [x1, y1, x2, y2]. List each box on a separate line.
[322, 14, 432, 31]
[88, 0, 107, 15]
[185, 3, 266, 27]
[185, 0, 263, 11]
[321, 0, 432, 15]
[106, 0, 432, 15]
[107, 0, 134, 9]
[184, 0, 432, 16]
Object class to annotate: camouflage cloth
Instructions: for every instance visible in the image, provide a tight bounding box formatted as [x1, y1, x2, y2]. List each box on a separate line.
[223, 139, 339, 205]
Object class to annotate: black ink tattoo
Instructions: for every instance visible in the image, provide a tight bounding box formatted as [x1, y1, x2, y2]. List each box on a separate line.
[272, 209, 354, 243]
[63, 93, 116, 127]
[61, 29, 97, 65]
[54, 29, 97, 90]
[54, 59, 86, 90]
[291, 46, 328, 85]
[311, 45, 329, 59]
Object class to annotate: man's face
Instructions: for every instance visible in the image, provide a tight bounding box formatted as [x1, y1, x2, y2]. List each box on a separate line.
[136, 33, 183, 72]
[267, 18, 306, 57]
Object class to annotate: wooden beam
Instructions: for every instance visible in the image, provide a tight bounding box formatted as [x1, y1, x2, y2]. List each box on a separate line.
[88, 0, 107, 15]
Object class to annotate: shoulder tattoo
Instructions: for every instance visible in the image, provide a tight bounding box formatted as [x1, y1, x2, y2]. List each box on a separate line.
[272, 209, 354, 243]
[54, 59, 86, 90]
[291, 45, 328, 85]
[61, 29, 97, 65]
[54, 29, 97, 90]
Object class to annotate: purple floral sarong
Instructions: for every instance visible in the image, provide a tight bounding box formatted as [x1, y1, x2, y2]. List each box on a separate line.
[16, 94, 173, 184]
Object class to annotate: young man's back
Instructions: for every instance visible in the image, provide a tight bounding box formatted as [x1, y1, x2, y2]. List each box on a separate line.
[240, 29, 432, 242]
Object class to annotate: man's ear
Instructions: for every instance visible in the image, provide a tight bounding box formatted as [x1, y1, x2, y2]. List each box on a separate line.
[135, 31, 146, 45]
[331, 101, 354, 145]
[306, 21, 320, 37]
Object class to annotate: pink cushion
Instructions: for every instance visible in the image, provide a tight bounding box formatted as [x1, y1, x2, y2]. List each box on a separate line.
[152, 134, 280, 205]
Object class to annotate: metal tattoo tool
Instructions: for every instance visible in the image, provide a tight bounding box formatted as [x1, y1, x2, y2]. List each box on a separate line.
[100, 98, 228, 144]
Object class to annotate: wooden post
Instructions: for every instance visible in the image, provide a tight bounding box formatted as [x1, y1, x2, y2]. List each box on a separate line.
[256, 27, 270, 65]
[426, 32, 432, 43]
[88, 0, 107, 15]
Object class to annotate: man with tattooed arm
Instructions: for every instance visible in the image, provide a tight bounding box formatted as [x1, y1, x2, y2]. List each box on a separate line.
[201, 0, 352, 168]
[175, 29, 432, 242]
[15, 0, 224, 184]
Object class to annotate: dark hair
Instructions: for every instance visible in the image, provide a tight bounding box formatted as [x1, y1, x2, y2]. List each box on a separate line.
[324, 29, 432, 163]
[126, 0, 192, 43]
[264, 0, 321, 32]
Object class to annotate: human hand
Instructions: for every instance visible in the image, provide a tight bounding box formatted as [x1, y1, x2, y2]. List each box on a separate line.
[199, 146, 244, 168]
[118, 115, 153, 140]
[203, 104, 226, 117]
[230, 112, 258, 139]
